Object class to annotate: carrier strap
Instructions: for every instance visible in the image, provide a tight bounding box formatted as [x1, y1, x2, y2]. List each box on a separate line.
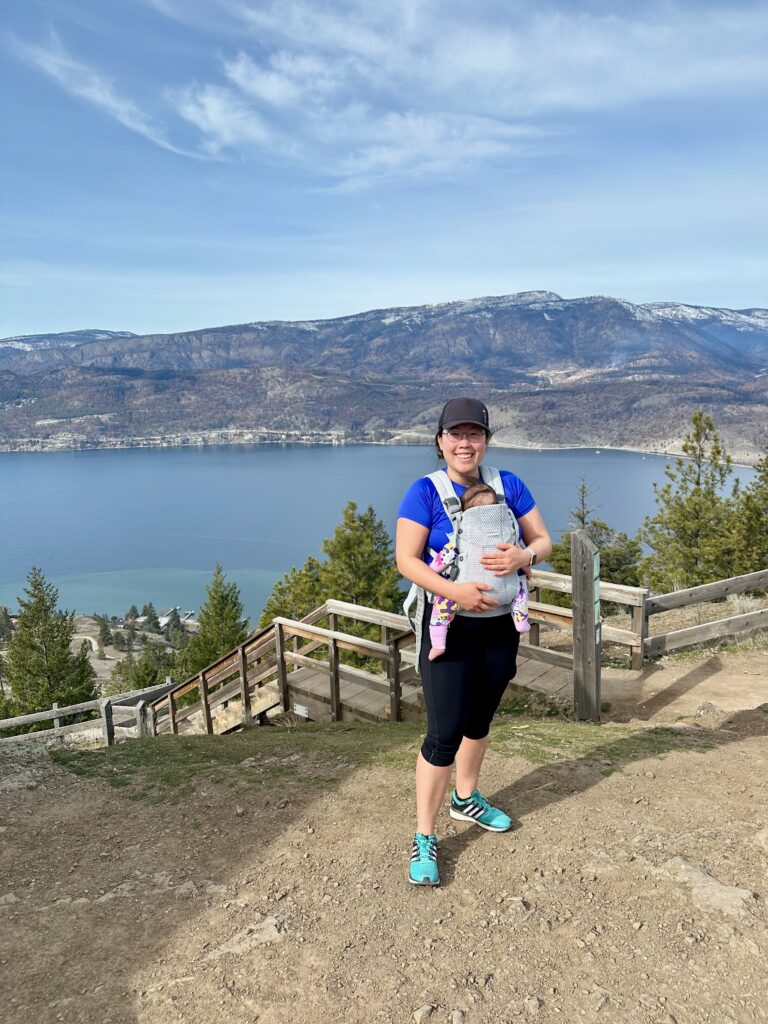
[403, 466, 506, 672]
[426, 466, 505, 521]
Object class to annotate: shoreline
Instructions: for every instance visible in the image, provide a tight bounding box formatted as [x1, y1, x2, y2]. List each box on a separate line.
[0, 433, 759, 467]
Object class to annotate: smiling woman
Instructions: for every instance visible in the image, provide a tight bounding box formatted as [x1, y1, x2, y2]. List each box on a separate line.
[395, 397, 552, 886]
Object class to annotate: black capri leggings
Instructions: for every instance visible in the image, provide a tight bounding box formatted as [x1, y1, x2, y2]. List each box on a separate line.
[419, 608, 520, 767]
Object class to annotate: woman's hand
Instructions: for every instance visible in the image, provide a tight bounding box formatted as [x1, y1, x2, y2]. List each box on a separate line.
[480, 542, 529, 576]
[451, 582, 499, 612]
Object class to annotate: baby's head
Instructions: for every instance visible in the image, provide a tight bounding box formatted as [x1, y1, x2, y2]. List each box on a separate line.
[461, 482, 497, 511]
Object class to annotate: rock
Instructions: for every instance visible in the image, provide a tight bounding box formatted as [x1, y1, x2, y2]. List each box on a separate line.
[695, 702, 720, 716]
[235, 805, 245, 817]
[0, 894, 19, 907]
[412, 1004, 435, 1023]
[173, 881, 198, 898]
[0, 772, 38, 793]
[205, 917, 284, 959]
[508, 897, 530, 913]
[753, 827, 768, 853]
[524, 995, 543, 1014]
[659, 857, 757, 917]
[240, 757, 259, 767]
[450, 1012, 466, 1024]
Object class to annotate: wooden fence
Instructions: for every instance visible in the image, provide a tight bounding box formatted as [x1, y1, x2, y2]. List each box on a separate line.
[6, 561, 763, 747]
[529, 568, 648, 670]
[0, 680, 177, 746]
[643, 568, 768, 658]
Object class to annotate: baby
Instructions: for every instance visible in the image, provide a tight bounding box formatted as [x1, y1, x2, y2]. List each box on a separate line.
[428, 483, 530, 661]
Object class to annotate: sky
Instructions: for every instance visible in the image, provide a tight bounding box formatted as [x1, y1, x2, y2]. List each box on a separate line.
[1, 0, 767, 337]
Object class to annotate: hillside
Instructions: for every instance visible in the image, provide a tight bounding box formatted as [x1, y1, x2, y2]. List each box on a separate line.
[2, 292, 767, 459]
[2, 669, 767, 1024]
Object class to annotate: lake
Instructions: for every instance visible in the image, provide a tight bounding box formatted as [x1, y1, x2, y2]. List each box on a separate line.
[0, 444, 756, 620]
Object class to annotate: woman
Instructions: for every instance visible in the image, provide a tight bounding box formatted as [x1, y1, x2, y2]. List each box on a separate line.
[396, 397, 552, 886]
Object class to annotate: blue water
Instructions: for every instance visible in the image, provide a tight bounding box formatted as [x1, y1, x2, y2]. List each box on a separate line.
[0, 444, 755, 620]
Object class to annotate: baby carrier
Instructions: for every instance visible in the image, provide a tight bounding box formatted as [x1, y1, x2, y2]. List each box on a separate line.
[403, 466, 523, 668]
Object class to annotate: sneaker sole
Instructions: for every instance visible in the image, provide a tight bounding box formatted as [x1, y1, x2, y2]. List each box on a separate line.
[409, 875, 440, 886]
[449, 806, 511, 832]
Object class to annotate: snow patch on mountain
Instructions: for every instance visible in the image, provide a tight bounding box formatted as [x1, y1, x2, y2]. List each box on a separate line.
[644, 303, 768, 331]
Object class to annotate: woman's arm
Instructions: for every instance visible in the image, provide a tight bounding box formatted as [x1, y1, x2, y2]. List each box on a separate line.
[480, 505, 553, 576]
[396, 517, 498, 613]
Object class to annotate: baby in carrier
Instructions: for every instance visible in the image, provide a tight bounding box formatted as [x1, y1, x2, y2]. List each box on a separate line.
[428, 482, 531, 661]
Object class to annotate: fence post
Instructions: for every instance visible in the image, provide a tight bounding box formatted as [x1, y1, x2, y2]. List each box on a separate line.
[571, 530, 601, 722]
[100, 698, 115, 747]
[528, 584, 540, 647]
[167, 690, 178, 735]
[238, 646, 253, 725]
[387, 640, 402, 722]
[275, 622, 289, 712]
[136, 700, 150, 738]
[52, 701, 62, 735]
[198, 671, 213, 734]
[328, 637, 341, 722]
[631, 591, 649, 671]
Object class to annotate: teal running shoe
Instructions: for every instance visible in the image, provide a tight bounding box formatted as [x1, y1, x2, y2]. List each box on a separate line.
[409, 833, 439, 886]
[450, 789, 511, 832]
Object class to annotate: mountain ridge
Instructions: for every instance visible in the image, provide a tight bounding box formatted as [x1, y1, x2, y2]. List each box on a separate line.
[2, 292, 766, 460]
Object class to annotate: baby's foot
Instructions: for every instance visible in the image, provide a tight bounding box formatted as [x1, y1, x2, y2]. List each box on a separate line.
[428, 647, 445, 661]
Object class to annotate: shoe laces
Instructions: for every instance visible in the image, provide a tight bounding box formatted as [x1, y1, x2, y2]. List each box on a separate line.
[414, 833, 437, 859]
[470, 790, 490, 813]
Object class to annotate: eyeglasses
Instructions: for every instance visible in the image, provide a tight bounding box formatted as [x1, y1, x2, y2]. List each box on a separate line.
[443, 429, 486, 443]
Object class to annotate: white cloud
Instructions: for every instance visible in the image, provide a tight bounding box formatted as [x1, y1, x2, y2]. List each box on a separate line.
[172, 83, 274, 155]
[10, 2, 768, 182]
[9, 34, 202, 159]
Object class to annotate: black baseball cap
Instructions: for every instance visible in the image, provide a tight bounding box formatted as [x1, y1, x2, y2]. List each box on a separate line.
[438, 397, 490, 431]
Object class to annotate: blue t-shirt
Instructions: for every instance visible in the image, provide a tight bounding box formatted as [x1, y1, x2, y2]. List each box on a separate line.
[397, 469, 536, 559]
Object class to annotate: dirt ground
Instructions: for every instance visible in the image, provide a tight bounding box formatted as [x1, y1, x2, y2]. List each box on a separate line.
[1, 651, 767, 1024]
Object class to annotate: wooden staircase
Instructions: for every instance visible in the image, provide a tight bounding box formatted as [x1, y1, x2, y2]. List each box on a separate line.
[146, 601, 422, 736]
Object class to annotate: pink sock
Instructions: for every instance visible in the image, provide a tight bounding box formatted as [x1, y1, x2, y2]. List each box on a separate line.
[428, 621, 448, 659]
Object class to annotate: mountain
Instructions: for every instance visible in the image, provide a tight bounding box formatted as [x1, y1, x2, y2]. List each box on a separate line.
[0, 329, 137, 352]
[1, 293, 766, 460]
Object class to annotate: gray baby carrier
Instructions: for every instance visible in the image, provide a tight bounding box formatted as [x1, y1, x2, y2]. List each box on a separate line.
[403, 466, 522, 669]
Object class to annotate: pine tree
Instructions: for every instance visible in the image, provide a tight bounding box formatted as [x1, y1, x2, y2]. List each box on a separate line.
[732, 448, 768, 576]
[258, 502, 402, 628]
[259, 557, 323, 627]
[163, 607, 186, 647]
[95, 614, 113, 648]
[640, 412, 737, 591]
[2, 567, 96, 719]
[141, 602, 161, 632]
[0, 606, 12, 645]
[549, 480, 641, 606]
[107, 640, 174, 696]
[319, 503, 403, 611]
[177, 564, 248, 679]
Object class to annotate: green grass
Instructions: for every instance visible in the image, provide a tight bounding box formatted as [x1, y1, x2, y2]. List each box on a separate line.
[48, 713, 737, 804]
[49, 720, 423, 801]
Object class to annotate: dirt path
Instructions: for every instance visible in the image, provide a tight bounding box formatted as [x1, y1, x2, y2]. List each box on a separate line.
[1, 660, 767, 1024]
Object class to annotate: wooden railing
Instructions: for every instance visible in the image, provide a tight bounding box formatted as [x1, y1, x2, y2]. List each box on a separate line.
[14, 559, 763, 745]
[146, 600, 421, 735]
[528, 569, 648, 670]
[0, 680, 177, 745]
[643, 568, 768, 658]
[147, 618, 285, 736]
